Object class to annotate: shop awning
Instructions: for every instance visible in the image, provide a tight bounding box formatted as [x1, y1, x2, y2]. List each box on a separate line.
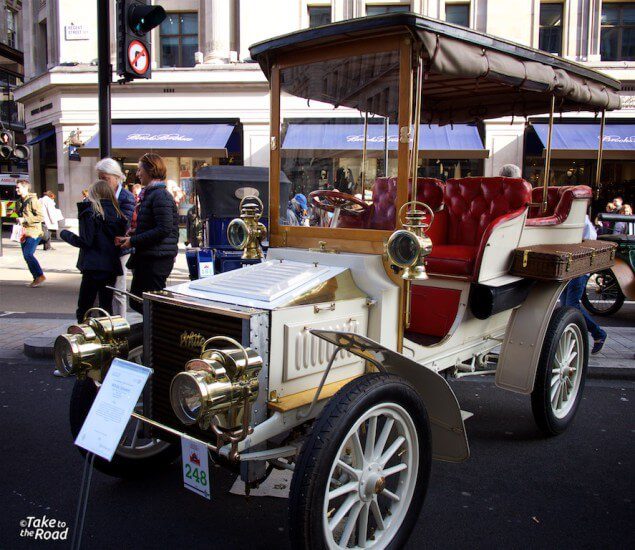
[533, 123, 635, 160]
[82, 123, 235, 157]
[26, 128, 56, 145]
[281, 123, 488, 159]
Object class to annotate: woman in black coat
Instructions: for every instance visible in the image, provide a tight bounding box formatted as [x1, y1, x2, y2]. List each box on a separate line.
[115, 153, 178, 313]
[60, 180, 128, 322]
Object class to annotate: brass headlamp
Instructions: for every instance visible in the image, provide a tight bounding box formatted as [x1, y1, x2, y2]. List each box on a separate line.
[170, 336, 261, 433]
[386, 201, 434, 280]
[227, 196, 267, 260]
[53, 308, 130, 378]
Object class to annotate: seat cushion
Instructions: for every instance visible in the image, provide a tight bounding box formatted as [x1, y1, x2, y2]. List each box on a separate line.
[426, 245, 478, 277]
[526, 185, 592, 226]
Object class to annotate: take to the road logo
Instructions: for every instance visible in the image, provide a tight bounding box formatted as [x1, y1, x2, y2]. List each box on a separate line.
[128, 40, 149, 75]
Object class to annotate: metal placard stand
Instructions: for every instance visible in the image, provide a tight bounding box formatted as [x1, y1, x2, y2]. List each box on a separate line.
[70, 452, 96, 550]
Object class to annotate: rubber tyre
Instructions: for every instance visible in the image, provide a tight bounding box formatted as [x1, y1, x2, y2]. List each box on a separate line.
[69, 323, 179, 478]
[581, 270, 625, 316]
[531, 307, 589, 436]
[289, 373, 432, 550]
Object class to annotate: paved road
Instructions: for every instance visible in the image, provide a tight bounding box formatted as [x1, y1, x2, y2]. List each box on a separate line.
[1, 355, 632, 549]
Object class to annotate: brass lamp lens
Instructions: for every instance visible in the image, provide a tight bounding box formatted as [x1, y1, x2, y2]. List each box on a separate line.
[388, 231, 420, 268]
[54, 335, 78, 376]
[170, 372, 204, 425]
[227, 219, 249, 250]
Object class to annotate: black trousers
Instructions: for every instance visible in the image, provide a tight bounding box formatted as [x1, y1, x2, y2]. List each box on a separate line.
[77, 271, 116, 322]
[129, 255, 175, 314]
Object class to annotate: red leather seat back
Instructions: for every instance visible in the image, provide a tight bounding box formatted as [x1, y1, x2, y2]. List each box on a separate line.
[443, 177, 532, 246]
[526, 185, 591, 226]
[528, 186, 571, 218]
[369, 177, 444, 230]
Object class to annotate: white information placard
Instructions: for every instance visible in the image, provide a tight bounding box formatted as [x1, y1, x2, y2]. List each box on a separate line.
[181, 437, 211, 499]
[75, 359, 152, 461]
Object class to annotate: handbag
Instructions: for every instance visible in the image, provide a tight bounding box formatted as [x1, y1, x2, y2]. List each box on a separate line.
[10, 223, 26, 243]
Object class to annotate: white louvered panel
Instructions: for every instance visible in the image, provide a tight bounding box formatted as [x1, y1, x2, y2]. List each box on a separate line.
[284, 313, 366, 382]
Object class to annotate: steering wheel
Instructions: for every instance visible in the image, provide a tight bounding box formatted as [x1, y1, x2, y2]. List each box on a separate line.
[309, 190, 371, 217]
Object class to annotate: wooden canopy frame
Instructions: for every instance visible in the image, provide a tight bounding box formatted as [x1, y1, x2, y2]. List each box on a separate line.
[268, 35, 413, 254]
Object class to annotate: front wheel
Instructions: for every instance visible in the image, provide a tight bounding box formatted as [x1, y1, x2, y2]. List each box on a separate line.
[531, 307, 589, 436]
[582, 269, 625, 316]
[69, 325, 179, 478]
[289, 373, 432, 549]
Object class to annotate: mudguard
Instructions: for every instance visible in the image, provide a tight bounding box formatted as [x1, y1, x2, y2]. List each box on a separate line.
[311, 330, 469, 463]
[611, 258, 635, 300]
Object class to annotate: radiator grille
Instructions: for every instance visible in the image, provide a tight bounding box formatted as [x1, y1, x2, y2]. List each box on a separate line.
[149, 299, 244, 441]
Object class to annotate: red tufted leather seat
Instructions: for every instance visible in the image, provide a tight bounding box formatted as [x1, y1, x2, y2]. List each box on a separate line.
[337, 177, 444, 230]
[369, 177, 444, 230]
[426, 177, 532, 279]
[526, 185, 592, 226]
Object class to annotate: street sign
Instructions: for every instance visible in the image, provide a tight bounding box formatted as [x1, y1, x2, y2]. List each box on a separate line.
[127, 40, 150, 75]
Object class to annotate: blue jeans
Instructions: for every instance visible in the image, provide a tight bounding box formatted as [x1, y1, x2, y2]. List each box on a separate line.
[21, 237, 43, 279]
[561, 275, 605, 340]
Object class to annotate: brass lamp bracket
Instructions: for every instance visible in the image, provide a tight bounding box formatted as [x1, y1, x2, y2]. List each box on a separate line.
[227, 195, 267, 260]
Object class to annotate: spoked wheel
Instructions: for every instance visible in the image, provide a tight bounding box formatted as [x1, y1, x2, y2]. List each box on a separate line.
[69, 326, 179, 478]
[531, 307, 589, 436]
[290, 373, 431, 549]
[582, 269, 625, 316]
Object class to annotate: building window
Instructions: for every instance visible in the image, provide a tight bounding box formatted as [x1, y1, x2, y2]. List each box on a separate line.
[160, 13, 198, 68]
[445, 3, 470, 27]
[366, 4, 410, 17]
[601, 2, 635, 61]
[308, 5, 331, 28]
[6, 8, 17, 49]
[539, 2, 563, 54]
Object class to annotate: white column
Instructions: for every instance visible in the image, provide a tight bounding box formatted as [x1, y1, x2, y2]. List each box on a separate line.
[201, 0, 231, 64]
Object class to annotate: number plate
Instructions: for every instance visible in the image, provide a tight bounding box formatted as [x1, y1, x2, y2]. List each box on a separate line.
[181, 437, 210, 499]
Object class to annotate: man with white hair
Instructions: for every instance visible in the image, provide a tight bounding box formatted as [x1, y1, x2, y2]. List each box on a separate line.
[499, 164, 522, 178]
[95, 157, 135, 317]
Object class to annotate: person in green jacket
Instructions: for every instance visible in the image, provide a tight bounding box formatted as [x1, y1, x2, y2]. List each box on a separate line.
[16, 179, 45, 287]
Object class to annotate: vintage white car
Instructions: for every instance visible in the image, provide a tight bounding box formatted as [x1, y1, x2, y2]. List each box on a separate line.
[55, 13, 621, 550]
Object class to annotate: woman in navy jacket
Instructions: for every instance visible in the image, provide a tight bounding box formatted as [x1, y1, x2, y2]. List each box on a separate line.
[60, 180, 128, 322]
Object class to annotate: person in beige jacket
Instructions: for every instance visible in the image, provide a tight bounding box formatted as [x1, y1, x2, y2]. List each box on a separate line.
[16, 179, 46, 287]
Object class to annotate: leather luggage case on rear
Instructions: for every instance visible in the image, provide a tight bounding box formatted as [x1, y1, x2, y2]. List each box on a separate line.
[510, 240, 617, 281]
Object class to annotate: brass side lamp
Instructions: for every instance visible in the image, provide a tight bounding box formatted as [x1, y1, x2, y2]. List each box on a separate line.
[227, 196, 267, 260]
[53, 308, 130, 378]
[386, 201, 434, 280]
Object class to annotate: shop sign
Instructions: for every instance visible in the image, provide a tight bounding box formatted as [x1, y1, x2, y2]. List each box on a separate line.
[65, 24, 90, 41]
[126, 133, 194, 142]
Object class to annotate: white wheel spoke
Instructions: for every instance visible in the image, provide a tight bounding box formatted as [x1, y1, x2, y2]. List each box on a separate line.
[365, 415, 377, 461]
[382, 488, 401, 502]
[357, 502, 370, 548]
[551, 367, 561, 374]
[370, 498, 385, 531]
[551, 374, 560, 388]
[566, 351, 577, 366]
[328, 481, 358, 501]
[351, 432, 364, 463]
[337, 460, 360, 480]
[129, 419, 141, 449]
[379, 435, 405, 467]
[339, 501, 363, 547]
[373, 418, 395, 459]
[329, 494, 359, 532]
[382, 462, 408, 478]
[551, 380, 561, 406]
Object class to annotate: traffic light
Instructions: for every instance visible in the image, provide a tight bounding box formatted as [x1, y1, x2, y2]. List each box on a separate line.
[117, 0, 166, 81]
[0, 130, 14, 159]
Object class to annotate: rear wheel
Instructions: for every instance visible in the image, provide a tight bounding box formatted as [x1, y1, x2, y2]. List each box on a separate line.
[582, 269, 625, 316]
[289, 373, 431, 549]
[531, 307, 588, 436]
[69, 323, 179, 478]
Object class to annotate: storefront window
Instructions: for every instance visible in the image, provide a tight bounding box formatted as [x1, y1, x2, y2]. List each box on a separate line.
[308, 6, 331, 27]
[539, 2, 563, 55]
[366, 4, 410, 16]
[445, 3, 470, 27]
[160, 13, 198, 68]
[601, 3, 635, 61]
